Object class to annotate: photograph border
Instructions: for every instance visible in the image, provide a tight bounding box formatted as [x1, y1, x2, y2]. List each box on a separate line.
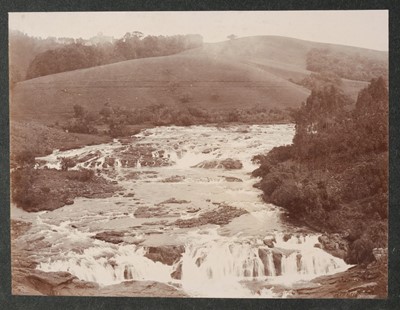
[1, 0, 399, 309]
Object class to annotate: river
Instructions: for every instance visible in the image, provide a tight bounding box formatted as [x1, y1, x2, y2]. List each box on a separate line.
[11, 124, 350, 298]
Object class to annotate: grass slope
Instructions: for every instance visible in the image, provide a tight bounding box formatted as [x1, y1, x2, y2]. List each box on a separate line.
[10, 36, 387, 124]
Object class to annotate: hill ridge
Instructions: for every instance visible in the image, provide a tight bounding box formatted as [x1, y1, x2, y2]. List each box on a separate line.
[11, 35, 386, 124]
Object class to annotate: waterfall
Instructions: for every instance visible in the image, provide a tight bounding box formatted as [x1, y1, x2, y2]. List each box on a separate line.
[38, 245, 173, 286]
[37, 233, 349, 294]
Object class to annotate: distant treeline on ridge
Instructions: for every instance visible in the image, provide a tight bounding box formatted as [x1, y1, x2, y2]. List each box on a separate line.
[9, 30, 203, 82]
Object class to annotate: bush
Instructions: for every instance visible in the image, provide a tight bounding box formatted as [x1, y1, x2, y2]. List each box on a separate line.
[64, 119, 98, 134]
[73, 104, 85, 118]
[11, 167, 42, 211]
[347, 237, 375, 264]
[266, 145, 293, 164]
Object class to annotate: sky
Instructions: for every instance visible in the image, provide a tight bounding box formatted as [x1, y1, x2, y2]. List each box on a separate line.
[9, 10, 388, 51]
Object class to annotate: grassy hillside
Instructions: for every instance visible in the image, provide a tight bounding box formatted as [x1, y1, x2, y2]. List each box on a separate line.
[10, 36, 387, 124]
[10, 121, 112, 160]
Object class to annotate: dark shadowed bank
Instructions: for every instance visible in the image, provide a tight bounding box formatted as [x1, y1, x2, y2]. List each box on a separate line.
[253, 77, 388, 297]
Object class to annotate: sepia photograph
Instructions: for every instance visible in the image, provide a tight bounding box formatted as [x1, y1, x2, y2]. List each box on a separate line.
[8, 10, 388, 299]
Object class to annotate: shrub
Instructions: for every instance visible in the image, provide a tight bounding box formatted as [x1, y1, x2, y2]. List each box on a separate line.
[347, 237, 375, 264]
[73, 104, 85, 118]
[11, 167, 41, 211]
[266, 145, 293, 164]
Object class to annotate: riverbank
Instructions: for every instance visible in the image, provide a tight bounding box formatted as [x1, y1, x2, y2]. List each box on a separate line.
[253, 154, 387, 265]
[252, 79, 388, 297]
[292, 255, 387, 298]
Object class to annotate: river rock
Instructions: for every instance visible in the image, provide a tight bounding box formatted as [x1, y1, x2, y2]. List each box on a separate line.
[64, 198, 74, 205]
[258, 248, 284, 276]
[283, 233, 292, 242]
[263, 235, 276, 248]
[187, 207, 200, 213]
[118, 145, 172, 168]
[144, 245, 185, 266]
[134, 206, 177, 218]
[161, 175, 185, 183]
[223, 176, 243, 182]
[272, 252, 283, 276]
[174, 205, 248, 228]
[192, 158, 243, 170]
[156, 198, 191, 205]
[92, 231, 125, 244]
[25, 270, 79, 295]
[171, 262, 183, 280]
[258, 248, 274, 276]
[220, 158, 243, 169]
[314, 243, 322, 249]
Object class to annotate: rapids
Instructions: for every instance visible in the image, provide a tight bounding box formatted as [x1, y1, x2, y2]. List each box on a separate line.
[12, 124, 350, 298]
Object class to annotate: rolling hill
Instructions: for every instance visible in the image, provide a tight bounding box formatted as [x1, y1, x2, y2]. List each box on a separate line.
[10, 36, 387, 124]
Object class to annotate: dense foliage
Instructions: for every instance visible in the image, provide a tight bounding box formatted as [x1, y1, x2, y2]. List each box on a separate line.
[253, 77, 388, 264]
[26, 44, 103, 80]
[9, 30, 62, 86]
[62, 102, 293, 137]
[25, 33, 203, 79]
[306, 48, 388, 82]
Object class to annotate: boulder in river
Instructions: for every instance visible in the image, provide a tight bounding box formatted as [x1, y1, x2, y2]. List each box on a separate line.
[161, 175, 185, 183]
[156, 198, 191, 205]
[222, 176, 243, 182]
[25, 270, 82, 295]
[283, 233, 292, 242]
[258, 248, 282, 276]
[171, 262, 183, 280]
[174, 204, 248, 228]
[92, 231, 126, 244]
[64, 198, 74, 205]
[192, 158, 243, 170]
[263, 235, 276, 248]
[134, 206, 179, 218]
[144, 245, 185, 265]
[220, 158, 243, 170]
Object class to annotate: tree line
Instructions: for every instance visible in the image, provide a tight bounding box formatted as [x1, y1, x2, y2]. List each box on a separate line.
[9, 30, 203, 82]
[26, 32, 203, 80]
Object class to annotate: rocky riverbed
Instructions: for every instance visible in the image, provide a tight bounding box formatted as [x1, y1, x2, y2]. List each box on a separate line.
[11, 124, 384, 298]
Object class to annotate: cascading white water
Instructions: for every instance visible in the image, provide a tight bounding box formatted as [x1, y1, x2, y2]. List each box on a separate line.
[177, 233, 348, 297]
[37, 231, 348, 297]
[38, 244, 174, 286]
[26, 124, 351, 298]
